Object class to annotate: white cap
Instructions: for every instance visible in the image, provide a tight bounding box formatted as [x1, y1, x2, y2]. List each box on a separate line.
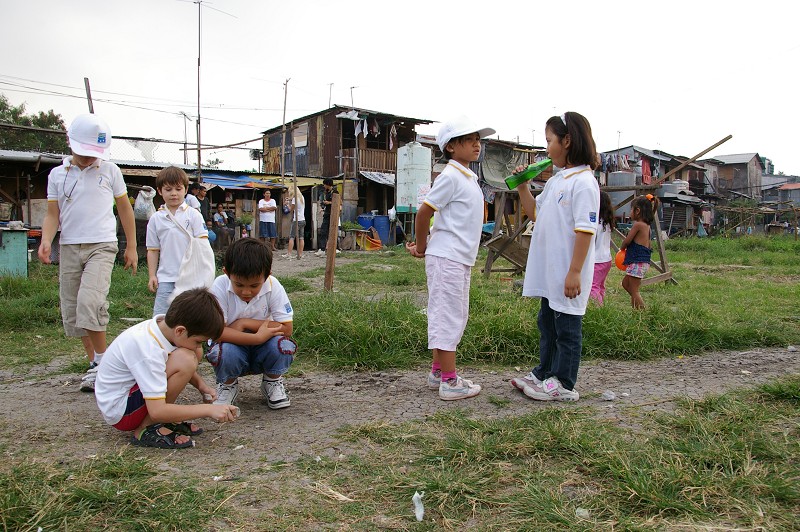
[436, 115, 495, 152]
[67, 114, 112, 160]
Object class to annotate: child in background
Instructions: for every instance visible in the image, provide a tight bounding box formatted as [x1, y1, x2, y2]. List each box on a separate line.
[258, 189, 278, 250]
[146, 167, 211, 316]
[620, 195, 658, 309]
[95, 288, 238, 449]
[37, 113, 138, 393]
[406, 116, 495, 401]
[589, 191, 615, 305]
[511, 112, 600, 402]
[207, 238, 297, 410]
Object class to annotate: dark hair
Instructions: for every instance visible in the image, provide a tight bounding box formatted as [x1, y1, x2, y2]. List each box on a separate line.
[164, 288, 225, 339]
[187, 182, 201, 194]
[631, 194, 659, 225]
[441, 134, 476, 161]
[598, 191, 615, 230]
[323, 178, 334, 186]
[155, 166, 189, 190]
[224, 237, 272, 279]
[545, 111, 598, 169]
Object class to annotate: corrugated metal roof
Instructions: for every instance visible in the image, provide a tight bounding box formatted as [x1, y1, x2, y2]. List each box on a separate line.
[360, 171, 395, 186]
[0, 149, 65, 164]
[199, 174, 283, 190]
[778, 183, 800, 190]
[631, 145, 672, 162]
[710, 153, 760, 165]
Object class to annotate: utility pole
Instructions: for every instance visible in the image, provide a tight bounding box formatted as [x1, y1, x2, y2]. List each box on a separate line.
[328, 83, 333, 108]
[180, 112, 190, 164]
[83, 77, 94, 114]
[280, 78, 290, 182]
[196, 0, 203, 181]
[349, 86, 358, 107]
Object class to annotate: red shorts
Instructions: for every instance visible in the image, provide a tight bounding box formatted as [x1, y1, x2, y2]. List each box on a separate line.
[112, 384, 148, 431]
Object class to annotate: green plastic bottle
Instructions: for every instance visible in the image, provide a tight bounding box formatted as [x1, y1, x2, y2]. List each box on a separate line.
[504, 158, 552, 190]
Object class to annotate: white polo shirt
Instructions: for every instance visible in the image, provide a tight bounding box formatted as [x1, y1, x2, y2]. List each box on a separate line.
[422, 160, 484, 266]
[522, 165, 600, 315]
[258, 198, 277, 223]
[146, 202, 209, 282]
[46, 156, 128, 244]
[291, 198, 306, 222]
[210, 274, 293, 326]
[95, 317, 174, 425]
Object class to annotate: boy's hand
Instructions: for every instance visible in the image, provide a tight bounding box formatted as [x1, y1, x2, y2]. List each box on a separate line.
[38, 242, 52, 264]
[564, 271, 582, 299]
[209, 404, 238, 423]
[124, 246, 138, 275]
[257, 321, 284, 343]
[512, 164, 527, 174]
[406, 241, 425, 258]
[197, 381, 216, 403]
[148, 276, 158, 293]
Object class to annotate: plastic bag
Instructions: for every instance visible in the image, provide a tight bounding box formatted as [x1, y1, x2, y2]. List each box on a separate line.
[133, 187, 157, 220]
[388, 206, 396, 222]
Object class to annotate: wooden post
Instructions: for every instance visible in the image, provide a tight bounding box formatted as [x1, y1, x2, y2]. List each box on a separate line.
[323, 192, 342, 291]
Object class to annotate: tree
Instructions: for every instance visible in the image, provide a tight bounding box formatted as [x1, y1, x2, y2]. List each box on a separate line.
[206, 157, 223, 169]
[0, 93, 69, 153]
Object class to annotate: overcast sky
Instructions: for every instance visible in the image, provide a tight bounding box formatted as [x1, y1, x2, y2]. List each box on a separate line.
[3, 0, 799, 175]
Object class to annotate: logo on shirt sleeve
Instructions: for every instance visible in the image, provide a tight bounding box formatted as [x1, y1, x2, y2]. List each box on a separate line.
[284, 303, 293, 314]
[589, 211, 597, 223]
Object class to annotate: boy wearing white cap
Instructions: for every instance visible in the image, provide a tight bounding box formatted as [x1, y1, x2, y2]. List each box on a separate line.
[406, 116, 495, 400]
[38, 114, 138, 392]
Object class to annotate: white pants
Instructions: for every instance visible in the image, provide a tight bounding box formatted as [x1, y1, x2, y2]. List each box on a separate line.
[425, 255, 471, 352]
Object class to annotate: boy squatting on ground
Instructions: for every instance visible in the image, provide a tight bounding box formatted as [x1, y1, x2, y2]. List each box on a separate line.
[207, 238, 298, 410]
[95, 289, 239, 449]
[146, 166, 210, 316]
[37, 114, 138, 393]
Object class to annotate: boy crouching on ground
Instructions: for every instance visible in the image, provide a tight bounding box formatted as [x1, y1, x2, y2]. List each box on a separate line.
[95, 289, 238, 449]
[207, 238, 297, 410]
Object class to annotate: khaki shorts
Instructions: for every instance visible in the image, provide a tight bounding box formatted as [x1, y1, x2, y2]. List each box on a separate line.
[425, 255, 472, 352]
[59, 242, 117, 336]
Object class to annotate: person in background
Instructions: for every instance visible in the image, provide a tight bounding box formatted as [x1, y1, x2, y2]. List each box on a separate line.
[258, 189, 277, 250]
[620, 194, 658, 309]
[589, 191, 615, 305]
[282, 187, 306, 260]
[315, 178, 335, 256]
[510, 111, 600, 402]
[186, 182, 202, 211]
[38, 113, 138, 393]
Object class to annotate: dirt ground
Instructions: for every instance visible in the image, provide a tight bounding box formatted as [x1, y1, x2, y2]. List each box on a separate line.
[2, 252, 799, 483]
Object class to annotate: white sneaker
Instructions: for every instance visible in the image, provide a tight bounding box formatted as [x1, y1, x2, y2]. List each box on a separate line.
[261, 377, 291, 409]
[426, 370, 441, 390]
[315, 249, 325, 257]
[439, 376, 481, 401]
[510, 371, 543, 395]
[214, 381, 240, 405]
[80, 362, 99, 393]
[523, 376, 579, 402]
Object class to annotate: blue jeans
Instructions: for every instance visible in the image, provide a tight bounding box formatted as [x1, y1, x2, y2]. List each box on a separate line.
[152, 281, 175, 317]
[531, 297, 582, 390]
[206, 336, 296, 383]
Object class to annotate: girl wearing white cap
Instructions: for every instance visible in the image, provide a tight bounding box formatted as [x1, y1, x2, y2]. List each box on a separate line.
[406, 116, 494, 400]
[38, 114, 138, 393]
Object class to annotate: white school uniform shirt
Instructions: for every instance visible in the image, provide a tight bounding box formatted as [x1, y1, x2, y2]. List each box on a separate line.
[522, 165, 600, 315]
[258, 198, 277, 223]
[594, 222, 612, 263]
[210, 274, 294, 326]
[146, 202, 209, 282]
[422, 160, 484, 266]
[46, 156, 128, 244]
[95, 317, 175, 425]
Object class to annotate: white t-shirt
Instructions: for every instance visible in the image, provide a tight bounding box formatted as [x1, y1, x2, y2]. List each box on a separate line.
[422, 160, 484, 266]
[594, 222, 612, 263]
[522, 165, 600, 315]
[95, 317, 175, 425]
[291, 197, 306, 222]
[46, 156, 128, 244]
[185, 193, 201, 210]
[146, 203, 209, 282]
[210, 274, 293, 326]
[258, 198, 277, 223]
